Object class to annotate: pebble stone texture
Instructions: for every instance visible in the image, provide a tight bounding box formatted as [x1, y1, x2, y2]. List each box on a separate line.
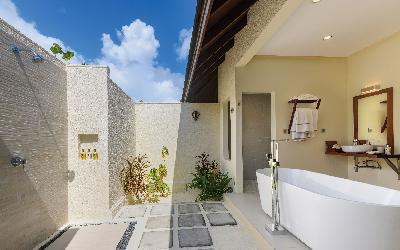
[107, 79, 135, 216]
[134, 103, 220, 193]
[218, 0, 289, 192]
[0, 18, 68, 249]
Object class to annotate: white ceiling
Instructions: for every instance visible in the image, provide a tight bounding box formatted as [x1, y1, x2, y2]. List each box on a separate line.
[258, 0, 400, 57]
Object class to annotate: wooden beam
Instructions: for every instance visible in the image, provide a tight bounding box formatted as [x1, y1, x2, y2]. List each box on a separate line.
[203, 0, 255, 47]
[194, 39, 234, 75]
[193, 55, 225, 83]
[188, 68, 218, 98]
[187, 71, 218, 103]
[201, 14, 247, 52]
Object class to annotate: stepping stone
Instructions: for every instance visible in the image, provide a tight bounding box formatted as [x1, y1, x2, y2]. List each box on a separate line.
[150, 204, 174, 216]
[206, 213, 237, 226]
[146, 216, 173, 229]
[119, 206, 147, 218]
[178, 204, 200, 214]
[178, 228, 212, 248]
[178, 214, 205, 227]
[139, 230, 173, 249]
[202, 203, 228, 213]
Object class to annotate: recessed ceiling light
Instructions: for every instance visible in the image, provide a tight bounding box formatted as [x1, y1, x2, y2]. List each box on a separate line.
[323, 35, 333, 41]
[312, 0, 321, 3]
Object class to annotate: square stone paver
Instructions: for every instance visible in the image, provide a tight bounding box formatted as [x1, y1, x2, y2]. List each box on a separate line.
[150, 204, 174, 216]
[119, 206, 147, 218]
[178, 214, 205, 227]
[206, 213, 237, 226]
[139, 230, 173, 249]
[146, 215, 173, 229]
[202, 203, 227, 213]
[178, 228, 212, 248]
[178, 204, 200, 214]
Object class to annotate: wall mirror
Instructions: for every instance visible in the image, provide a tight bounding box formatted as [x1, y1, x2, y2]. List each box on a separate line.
[353, 87, 393, 153]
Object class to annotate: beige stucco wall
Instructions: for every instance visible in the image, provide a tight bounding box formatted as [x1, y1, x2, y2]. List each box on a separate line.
[237, 56, 349, 178]
[218, 0, 304, 192]
[347, 32, 400, 190]
[0, 19, 68, 249]
[135, 103, 220, 193]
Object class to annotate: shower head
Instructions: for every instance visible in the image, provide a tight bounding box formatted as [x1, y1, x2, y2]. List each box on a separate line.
[11, 45, 44, 63]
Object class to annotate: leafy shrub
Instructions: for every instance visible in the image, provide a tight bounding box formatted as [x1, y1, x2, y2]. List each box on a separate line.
[50, 43, 74, 61]
[147, 146, 171, 202]
[120, 146, 170, 204]
[186, 153, 233, 201]
[120, 154, 150, 204]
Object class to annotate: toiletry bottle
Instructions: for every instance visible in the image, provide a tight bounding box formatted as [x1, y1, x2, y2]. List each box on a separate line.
[87, 149, 92, 160]
[93, 149, 98, 160]
[80, 149, 86, 160]
[385, 144, 392, 155]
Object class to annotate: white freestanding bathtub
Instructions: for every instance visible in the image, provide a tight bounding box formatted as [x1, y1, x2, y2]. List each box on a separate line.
[256, 168, 400, 250]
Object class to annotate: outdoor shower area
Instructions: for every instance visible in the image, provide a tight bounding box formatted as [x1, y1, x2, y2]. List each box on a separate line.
[0, 19, 221, 249]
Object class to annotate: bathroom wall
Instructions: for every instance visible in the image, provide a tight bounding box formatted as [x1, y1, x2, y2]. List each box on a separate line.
[107, 79, 135, 215]
[67, 65, 111, 222]
[347, 32, 400, 190]
[236, 56, 349, 178]
[135, 103, 220, 193]
[0, 19, 68, 249]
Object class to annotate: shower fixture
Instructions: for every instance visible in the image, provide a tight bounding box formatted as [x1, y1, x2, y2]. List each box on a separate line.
[11, 45, 44, 63]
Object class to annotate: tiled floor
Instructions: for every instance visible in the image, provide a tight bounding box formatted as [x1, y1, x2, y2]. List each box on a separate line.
[38, 201, 270, 250]
[225, 192, 310, 250]
[119, 202, 269, 250]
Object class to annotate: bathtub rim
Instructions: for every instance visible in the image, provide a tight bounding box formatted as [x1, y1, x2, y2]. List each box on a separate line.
[256, 168, 400, 208]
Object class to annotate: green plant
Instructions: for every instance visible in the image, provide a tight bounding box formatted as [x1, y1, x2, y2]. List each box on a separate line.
[186, 153, 233, 201]
[147, 146, 170, 202]
[120, 154, 150, 204]
[50, 43, 74, 61]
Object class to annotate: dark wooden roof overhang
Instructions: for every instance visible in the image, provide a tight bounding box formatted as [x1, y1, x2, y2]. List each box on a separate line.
[182, 0, 257, 103]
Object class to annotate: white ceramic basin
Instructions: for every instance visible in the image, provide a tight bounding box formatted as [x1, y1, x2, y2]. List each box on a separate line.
[341, 145, 373, 153]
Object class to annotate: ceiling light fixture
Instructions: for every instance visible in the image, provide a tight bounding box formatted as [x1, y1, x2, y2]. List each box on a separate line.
[312, 0, 321, 3]
[323, 35, 333, 41]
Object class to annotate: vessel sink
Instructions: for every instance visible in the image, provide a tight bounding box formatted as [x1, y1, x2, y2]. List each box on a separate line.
[341, 145, 373, 153]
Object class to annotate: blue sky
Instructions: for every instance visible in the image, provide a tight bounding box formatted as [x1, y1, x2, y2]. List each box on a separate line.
[0, 0, 196, 102]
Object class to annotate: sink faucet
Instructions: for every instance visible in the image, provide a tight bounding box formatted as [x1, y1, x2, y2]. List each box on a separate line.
[353, 139, 359, 145]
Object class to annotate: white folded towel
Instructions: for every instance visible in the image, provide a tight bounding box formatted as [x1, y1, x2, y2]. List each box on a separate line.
[289, 94, 319, 102]
[291, 108, 318, 141]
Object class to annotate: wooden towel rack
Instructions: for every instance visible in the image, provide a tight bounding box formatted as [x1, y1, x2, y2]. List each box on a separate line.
[287, 99, 321, 134]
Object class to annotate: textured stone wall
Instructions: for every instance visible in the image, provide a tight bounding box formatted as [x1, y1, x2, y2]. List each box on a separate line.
[66, 65, 111, 222]
[135, 103, 220, 193]
[107, 79, 135, 215]
[0, 19, 68, 249]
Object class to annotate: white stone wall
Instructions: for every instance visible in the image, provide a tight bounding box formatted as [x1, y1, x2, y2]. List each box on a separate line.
[0, 19, 68, 249]
[67, 65, 111, 222]
[107, 79, 135, 214]
[135, 103, 220, 193]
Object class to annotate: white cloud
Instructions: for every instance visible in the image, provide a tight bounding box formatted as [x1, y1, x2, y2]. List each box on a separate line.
[0, 0, 184, 102]
[176, 27, 192, 61]
[0, 0, 84, 64]
[96, 20, 183, 102]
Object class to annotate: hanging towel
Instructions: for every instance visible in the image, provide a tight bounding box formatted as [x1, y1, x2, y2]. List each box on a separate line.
[289, 94, 319, 102]
[290, 108, 318, 141]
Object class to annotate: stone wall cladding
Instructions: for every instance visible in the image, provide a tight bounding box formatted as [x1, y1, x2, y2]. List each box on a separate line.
[107, 79, 135, 214]
[135, 103, 220, 193]
[0, 19, 68, 249]
[66, 65, 111, 222]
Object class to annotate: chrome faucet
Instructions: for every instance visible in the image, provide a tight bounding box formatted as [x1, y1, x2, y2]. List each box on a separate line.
[353, 139, 359, 145]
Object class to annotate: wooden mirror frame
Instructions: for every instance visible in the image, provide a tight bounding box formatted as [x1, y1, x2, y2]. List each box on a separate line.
[353, 87, 394, 153]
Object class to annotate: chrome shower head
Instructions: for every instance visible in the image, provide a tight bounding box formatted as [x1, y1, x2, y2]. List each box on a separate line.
[11, 45, 44, 63]
[32, 52, 44, 63]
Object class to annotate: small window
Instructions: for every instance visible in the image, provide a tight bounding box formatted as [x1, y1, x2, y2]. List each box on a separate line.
[223, 101, 231, 160]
